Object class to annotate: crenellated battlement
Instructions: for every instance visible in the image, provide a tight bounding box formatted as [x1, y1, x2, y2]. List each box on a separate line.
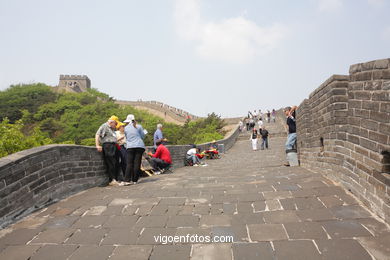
[58, 74, 91, 93]
[59, 74, 90, 80]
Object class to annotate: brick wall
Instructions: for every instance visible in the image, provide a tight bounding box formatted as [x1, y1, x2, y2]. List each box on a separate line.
[297, 58, 390, 222]
[0, 125, 240, 227]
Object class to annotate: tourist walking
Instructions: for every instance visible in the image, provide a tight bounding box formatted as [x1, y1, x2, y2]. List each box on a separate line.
[271, 109, 276, 123]
[250, 128, 259, 151]
[259, 127, 269, 150]
[266, 110, 271, 123]
[123, 114, 146, 185]
[95, 116, 120, 186]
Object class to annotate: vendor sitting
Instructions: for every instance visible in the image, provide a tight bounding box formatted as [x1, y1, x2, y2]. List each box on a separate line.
[205, 140, 220, 159]
[147, 140, 172, 174]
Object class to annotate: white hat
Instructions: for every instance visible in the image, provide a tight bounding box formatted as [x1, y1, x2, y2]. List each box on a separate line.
[123, 114, 135, 123]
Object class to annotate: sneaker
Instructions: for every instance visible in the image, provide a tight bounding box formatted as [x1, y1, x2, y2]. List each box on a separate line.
[154, 171, 161, 175]
[118, 181, 129, 186]
[201, 164, 208, 167]
[193, 164, 199, 167]
[284, 163, 290, 167]
[108, 180, 118, 186]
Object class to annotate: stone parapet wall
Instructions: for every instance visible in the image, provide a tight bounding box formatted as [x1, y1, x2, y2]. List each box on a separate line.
[0, 125, 239, 227]
[0, 145, 106, 228]
[297, 58, 390, 222]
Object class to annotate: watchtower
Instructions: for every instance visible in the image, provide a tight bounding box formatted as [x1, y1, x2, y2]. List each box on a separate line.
[58, 75, 91, 93]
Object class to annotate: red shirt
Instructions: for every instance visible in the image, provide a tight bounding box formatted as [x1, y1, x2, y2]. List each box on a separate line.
[152, 144, 172, 164]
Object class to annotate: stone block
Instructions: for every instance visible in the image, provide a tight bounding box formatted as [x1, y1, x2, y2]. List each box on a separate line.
[349, 82, 364, 90]
[373, 69, 390, 80]
[316, 239, 372, 260]
[232, 243, 274, 260]
[374, 59, 390, 69]
[247, 224, 288, 241]
[372, 91, 390, 101]
[364, 81, 383, 91]
[68, 245, 114, 260]
[321, 220, 372, 238]
[65, 228, 108, 245]
[360, 138, 377, 151]
[273, 240, 322, 260]
[109, 245, 153, 260]
[0, 245, 40, 260]
[191, 244, 231, 260]
[31, 245, 78, 260]
[166, 216, 199, 228]
[101, 228, 139, 245]
[354, 71, 372, 81]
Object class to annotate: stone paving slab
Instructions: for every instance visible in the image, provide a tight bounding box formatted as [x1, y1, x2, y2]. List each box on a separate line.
[0, 130, 389, 259]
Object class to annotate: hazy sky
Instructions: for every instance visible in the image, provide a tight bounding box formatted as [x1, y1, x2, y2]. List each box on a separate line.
[0, 0, 389, 117]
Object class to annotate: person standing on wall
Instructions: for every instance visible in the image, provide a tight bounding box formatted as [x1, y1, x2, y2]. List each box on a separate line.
[115, 122, 127, 180]
[95, 116, 121, 186]
[266, 110, 271, 123]
[123, 114, 146, 185]
[284, 106, 298, 166]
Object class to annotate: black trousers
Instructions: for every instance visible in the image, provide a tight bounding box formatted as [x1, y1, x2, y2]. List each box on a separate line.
[102, 143, 119, 182]
[150, 157, 170, 171]
[117, 145, 127, 180]
[125, 147, 145, 182]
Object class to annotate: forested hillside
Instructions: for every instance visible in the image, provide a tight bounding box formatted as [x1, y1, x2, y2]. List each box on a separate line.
[0, 84, 226, 157]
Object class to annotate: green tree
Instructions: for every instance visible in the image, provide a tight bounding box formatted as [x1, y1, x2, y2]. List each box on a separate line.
[0, 118, 52, 157]
[0, 83, 57, 122]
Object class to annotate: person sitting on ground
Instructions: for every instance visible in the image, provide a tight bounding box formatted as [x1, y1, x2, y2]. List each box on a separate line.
[205, 140, 220, 159]
[147, 140, 172, 174]
[259, 127, 269, 150]
[186, 145, 203, 166]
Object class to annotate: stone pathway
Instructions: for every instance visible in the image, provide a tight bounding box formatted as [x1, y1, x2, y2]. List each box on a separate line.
[0, 123, 389, 259]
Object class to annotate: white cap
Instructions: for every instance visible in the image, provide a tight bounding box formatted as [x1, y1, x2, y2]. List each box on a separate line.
[123, 114, 135, 123]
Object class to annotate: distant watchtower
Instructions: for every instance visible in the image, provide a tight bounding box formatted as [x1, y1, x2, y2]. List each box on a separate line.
[58, 75, 91, 93]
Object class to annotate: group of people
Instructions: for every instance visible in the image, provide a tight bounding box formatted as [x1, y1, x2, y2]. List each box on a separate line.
[95, 115, 172, 186]
[185, 141, 220, 166]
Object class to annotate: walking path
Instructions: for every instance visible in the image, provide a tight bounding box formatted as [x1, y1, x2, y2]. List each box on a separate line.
[0, 121, 389, 260]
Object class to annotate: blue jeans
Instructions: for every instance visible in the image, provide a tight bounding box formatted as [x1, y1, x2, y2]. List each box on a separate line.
[187, 154, 200, 164]
[261, 137, 268, 149]
[285, 133, 297, 150]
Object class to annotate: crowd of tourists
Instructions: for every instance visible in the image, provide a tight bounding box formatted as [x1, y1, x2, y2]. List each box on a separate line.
[239, 106, 298, 167]
[95, 114, 220, 186]
[240, 109, 275, 151]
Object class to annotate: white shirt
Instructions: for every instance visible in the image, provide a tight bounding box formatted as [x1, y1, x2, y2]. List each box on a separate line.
[187, 148, 197, 156]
